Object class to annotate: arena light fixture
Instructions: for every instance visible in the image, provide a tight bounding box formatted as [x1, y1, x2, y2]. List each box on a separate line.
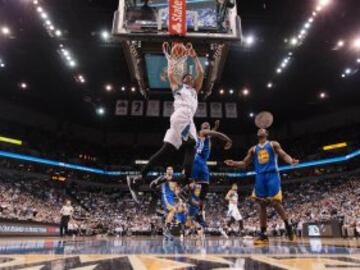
[249, 112, 254, 118]
[121, 86, 126, 91]
[77, 74, 86, 84]
[242, 88, 249, 96]
[276, 68, 282, 74]
[229, 89, 234, 94]
[323, 142, 347, 151]
[345, 68, 351, 74]
[267, 82, 273, 88]
[353, 38, 360, 49]
[341, 73, 345, 78]
[19, 82, 28, 89]
[290, 37, 298, 46]
[131, 86, 136, 92]
[105, 84, 113, 91]
[337, 40, 345, 47]
[96, 107, 105, 116]
[357, 58, 360, 63]
[1, 26, 10, 35]
[55, 30, 62, 37]
[244, 35, 255, 46]
[319, 92, 327, 99]
[219, 89, 225, 95]
[101, 30, 110, 40]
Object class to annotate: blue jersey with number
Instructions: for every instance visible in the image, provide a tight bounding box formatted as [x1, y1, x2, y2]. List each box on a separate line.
[254, 141, 278, 174]
[191, 137, 211, 183]
[195, 137, 211, 162]
[161, 181, 177, 207]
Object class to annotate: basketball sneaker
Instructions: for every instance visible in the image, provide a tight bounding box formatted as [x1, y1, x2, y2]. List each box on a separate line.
[126, 175, 142, 204]
[253, 234, 269, 245]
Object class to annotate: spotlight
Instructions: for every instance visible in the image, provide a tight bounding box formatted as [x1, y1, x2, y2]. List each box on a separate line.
[276, 68, 282, 74]
[0, 63, 4, 68]
[101, 31, 110, 40]
[319, 92, 327, 99]
[19, 82, 28, 89]
[290, 37, 298, 46]
[229, 89, 234, 94]
[288, 52, 293, 56]
[105, 84, 113, 92]
[304, 22, 311, 29]
[205, 61, 209, 66]
[353, 38, 360, 49]
[69, 60, 76, 67]
[341, 74, 345, 78]
[55, 30, 62, 37]
[308, 17, 314, 23]
[121, 86, 126, 91]
[49, 25, 55, 31]
[40, 12, 48, 19]
[267, 82, 273, 88]
[219, 89, 225, 95]
[96, 107, 105, 116]
[244, 35, 255, 46]
[357, 58, 360, 64]
[345, 68, 351, 74]
[249, 112, 254, 118]
[1, 27, 10, 35]
[131, 86, 136, 92]
[337, 40, 345, 47]
[319, 0, 331, 7]
[77, 74, 86, 84]
[242, 88, 249, 96]
[33, 0, 39, 4]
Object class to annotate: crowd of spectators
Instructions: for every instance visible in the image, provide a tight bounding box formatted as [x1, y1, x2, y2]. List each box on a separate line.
[0, 167, 359, 237]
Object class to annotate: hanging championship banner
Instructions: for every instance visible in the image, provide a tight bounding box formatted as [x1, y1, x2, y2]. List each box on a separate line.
[146, 100, 160, 117]
[225, 103, 238, 118]
[115, 100, 128, 116]
[168, 0, 187, 36]
[195, 102, 207, 118]
[210, 102, 223, 118]
[131, 100, 144, 116]
[163, 101, 174, 117]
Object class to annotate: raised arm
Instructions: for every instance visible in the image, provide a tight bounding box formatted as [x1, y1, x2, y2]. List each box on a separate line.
[199, 130, 232, 150]
[189, 48, 204, 92]
[163, 42, 179, 91]
[224, 147, 255, 169]
[271, 141, 299, 165]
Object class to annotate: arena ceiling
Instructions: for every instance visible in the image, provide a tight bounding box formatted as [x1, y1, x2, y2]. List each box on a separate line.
[0, 0, 359, 132]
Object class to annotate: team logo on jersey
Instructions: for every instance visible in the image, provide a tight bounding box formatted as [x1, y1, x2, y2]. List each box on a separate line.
[257, 149, 270, 164]
[169, 182, 177, 191]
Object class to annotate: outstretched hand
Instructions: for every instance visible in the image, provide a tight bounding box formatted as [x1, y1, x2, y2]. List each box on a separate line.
[290, 159, 299, 165]
[224, 160, 236, 167]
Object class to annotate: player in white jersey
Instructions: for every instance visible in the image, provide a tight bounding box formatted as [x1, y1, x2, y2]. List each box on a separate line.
[127, 42, 204, 203]
[220, 184, 244, 238]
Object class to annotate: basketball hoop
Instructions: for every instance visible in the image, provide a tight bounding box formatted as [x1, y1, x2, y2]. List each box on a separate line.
[163, 42, 190, 84]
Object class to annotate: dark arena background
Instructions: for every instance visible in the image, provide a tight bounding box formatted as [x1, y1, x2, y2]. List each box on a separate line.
[0, 0, 360, 269]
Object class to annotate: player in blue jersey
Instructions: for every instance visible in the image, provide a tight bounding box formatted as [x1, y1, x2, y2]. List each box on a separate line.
[149, 166, 179, 240]
[225, 128, 299, 245]
[191, 121, 232, 210]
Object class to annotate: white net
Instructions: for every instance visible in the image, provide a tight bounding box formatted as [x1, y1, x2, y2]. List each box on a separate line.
[163, 42, 191, 85]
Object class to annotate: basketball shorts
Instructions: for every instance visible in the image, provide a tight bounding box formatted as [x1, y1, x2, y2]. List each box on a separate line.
[251, 171, 282, 202]
[176, 212, 187, 225]
[227, 204, 243, 221]
[162, 193, 176, 211]
[164, 107, 197, 149]
[191, 159, 210, 184]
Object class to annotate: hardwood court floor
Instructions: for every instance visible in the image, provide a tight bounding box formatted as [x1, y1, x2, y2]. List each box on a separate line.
[0, 236, 359, 269]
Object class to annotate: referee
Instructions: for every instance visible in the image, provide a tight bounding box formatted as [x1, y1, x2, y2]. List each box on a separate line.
[60, 200, 74, 237]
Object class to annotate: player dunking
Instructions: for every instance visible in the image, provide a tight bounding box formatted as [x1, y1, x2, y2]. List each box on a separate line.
[219, 183, 244, 238]
[127, 42, 204, 203]
[225, 128, 299, 245]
